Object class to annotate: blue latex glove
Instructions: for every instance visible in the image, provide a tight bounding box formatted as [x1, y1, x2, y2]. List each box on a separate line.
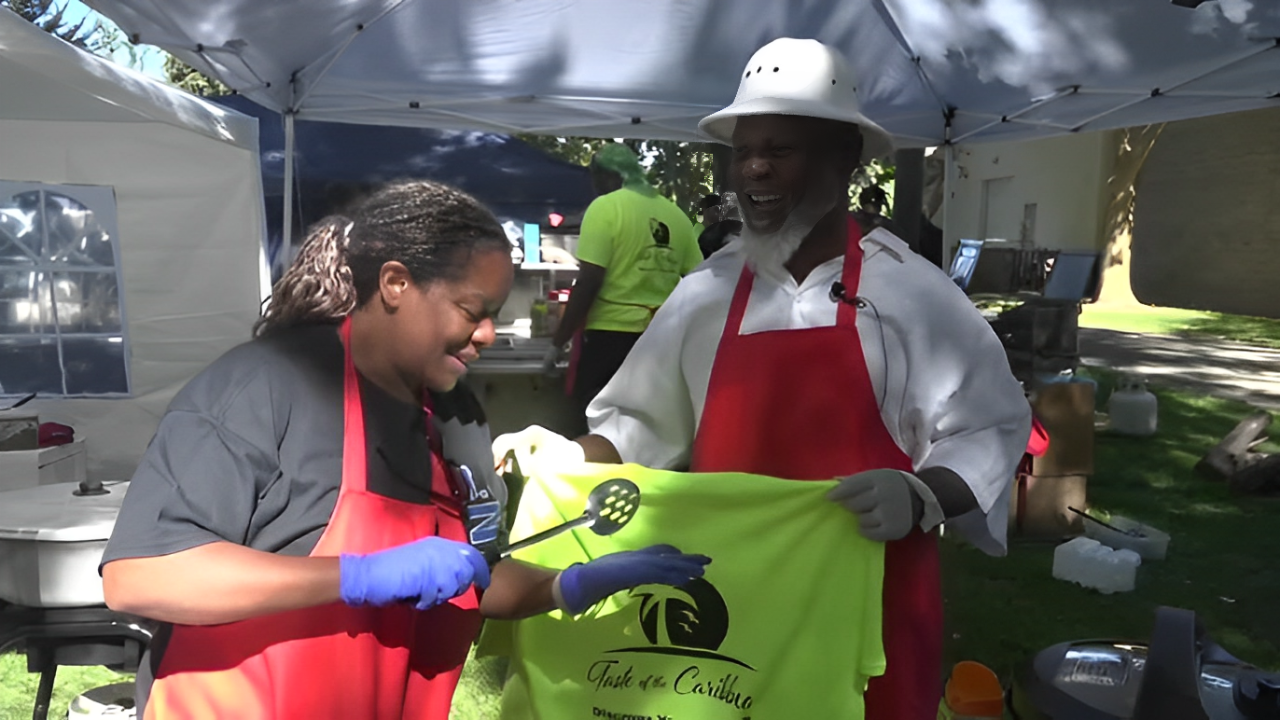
[339, 536, 491, 611]
[557, 544, 711, 615]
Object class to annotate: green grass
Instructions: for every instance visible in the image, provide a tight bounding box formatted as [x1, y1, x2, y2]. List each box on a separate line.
[0, 648, 506, 720]
[1081, 305, 1280, 349]
[941, 373, 1280, 683]
[4, 377, 1275, 715]
[0, 655, 127, 720]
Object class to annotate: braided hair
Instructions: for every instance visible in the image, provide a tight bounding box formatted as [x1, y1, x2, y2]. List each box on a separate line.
[254, 180, 510, 337]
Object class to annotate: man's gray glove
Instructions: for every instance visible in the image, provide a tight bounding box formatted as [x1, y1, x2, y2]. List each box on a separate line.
[827, 469, 945, 542]
[491, 425, 585, 477]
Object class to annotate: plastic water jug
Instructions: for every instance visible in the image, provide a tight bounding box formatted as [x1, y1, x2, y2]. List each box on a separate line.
[1108, 376, 1158, 436]
[1052, 537, 1142, 594]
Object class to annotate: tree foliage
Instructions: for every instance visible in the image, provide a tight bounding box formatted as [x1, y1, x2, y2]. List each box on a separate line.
[852, 158, 897, 217]
[163, 53, 230, 97]
[519, 136, 718, 218]
[9, 0, 229, 97]
[644, 140, 719, 218]
[6, 0, 100, 49]
[521, 134, 896, 220]
[516, 135, 617, 168]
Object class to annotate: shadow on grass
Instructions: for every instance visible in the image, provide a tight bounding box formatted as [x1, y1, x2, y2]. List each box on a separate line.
[941, 377, 1280, 682]
[1078, 329, 1280, 410]
[1082, 306, 1280, 349]
[1177, 313, 1280, 350]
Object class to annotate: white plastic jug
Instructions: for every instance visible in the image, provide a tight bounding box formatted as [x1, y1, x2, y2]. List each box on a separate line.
[1108, 376, 1158, 436]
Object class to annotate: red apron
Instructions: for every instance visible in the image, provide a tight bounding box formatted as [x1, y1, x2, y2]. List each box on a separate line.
[145, 319, 481, 719]
[690, 216, 943, 720]
[564, 328, 584, 397]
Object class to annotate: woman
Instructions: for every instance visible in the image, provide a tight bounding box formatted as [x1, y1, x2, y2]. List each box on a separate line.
[101, 181, 708, 720]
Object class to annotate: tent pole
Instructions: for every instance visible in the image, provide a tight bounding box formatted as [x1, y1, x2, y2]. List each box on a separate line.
[892, 148, 925, 254]
[282, 112, 296, 256]
[941, 144, 955, 272]
[710, 145, 730, 194]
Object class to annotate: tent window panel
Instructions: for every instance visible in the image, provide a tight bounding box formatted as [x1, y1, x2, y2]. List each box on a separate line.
[0, 181, 130, 398]
[0, 228, 39, 265]
[0, 336, 62, 395]
[49, 271, 123, 334]
[61, 337, 127, 395]
[0, 268, 44, 334]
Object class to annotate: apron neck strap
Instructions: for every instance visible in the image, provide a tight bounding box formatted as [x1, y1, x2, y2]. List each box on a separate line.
[835, 216, 866, 327]
[340, 317, 369, 494]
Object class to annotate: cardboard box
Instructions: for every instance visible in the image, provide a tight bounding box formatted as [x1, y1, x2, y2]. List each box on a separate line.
[0, 441, 87, 493]
[1032, 382, 1095, 476]
[1010, 473, 1087, 537]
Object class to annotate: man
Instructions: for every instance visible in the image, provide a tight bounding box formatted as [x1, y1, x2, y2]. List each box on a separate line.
[506, 38, 1029, 720]
[546, 143, 702, 421]
[691, 193, 718, 239]
[858, 184, 947, 268]
[693, 192, 745, 259]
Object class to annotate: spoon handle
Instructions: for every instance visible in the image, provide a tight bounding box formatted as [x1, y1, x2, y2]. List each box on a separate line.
[501, 512, 593, 558]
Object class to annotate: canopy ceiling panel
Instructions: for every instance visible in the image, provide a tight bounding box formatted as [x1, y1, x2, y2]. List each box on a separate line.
[86, 0, 1280, 146]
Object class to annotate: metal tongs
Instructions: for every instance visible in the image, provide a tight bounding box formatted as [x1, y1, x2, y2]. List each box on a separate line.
[1, 393, 36, 411]
[1067, 506, 1146, 538]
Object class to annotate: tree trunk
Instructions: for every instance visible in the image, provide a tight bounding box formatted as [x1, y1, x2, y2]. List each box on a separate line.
[1095, 125, 1165, 308]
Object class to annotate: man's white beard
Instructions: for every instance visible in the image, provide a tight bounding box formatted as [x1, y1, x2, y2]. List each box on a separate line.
[738, 192, 840, 276]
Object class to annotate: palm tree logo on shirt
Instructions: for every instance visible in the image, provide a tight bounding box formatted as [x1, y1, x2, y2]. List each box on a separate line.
[636, 578, 728, 650]
[649, 218, 671, 247]
[638, 218, 681, 275]
[604, 576, 754, 670]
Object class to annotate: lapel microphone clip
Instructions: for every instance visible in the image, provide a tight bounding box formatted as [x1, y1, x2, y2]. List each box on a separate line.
[829, 281, 855, 306]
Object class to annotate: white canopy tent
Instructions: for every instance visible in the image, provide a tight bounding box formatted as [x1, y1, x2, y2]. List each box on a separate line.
[84, 0, 1280, 251]
[84, 0, 1280, 144]
[0, 9, 268, 479]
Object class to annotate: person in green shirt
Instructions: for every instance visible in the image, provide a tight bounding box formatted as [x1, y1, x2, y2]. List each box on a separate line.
[547, 143, 702, 421]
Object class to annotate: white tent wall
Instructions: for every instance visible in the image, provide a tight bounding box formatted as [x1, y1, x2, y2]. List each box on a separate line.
[1, 11, 266, 479]
[943, 132, 1118, 254]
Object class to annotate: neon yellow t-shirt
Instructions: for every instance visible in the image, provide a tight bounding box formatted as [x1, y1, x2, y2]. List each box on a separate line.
[576, 188, 702, 334]
[489, 464, 886, 720]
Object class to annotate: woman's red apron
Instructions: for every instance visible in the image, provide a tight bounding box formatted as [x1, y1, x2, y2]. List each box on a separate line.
[145, 319, 481, 719]
[690, 217, 943, 720]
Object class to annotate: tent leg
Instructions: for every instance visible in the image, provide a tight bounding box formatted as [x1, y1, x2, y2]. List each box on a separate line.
[710, 144, 731, 194]
[941, 145, 956, 272]
[892, 148, 924, 254]
[282, 112, 296, 258]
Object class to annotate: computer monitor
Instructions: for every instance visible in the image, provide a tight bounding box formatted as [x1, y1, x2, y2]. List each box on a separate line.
[948, 239, 984, 291]
[1043, 251, 1100, 301]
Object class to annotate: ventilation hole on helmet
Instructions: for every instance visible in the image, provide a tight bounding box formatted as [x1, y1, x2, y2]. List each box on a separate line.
[773, 67, 779, 72]
[832, 79, 837, 85]
[757, 66, 762, 73]
[746, 71, 751, 77]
